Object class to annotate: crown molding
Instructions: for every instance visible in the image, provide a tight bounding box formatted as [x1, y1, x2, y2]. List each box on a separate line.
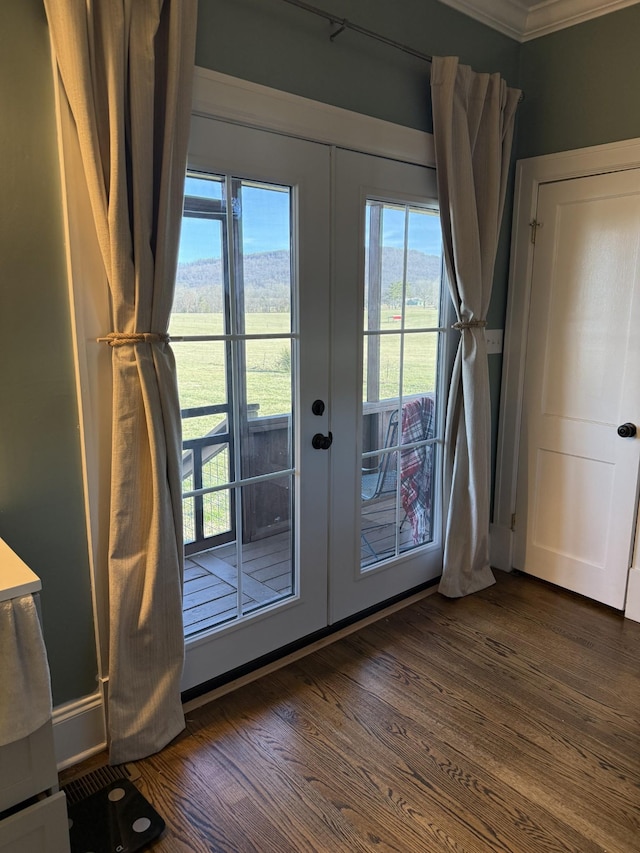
[439, 0, 529, 39]
[437, 0, 640, 41]
[522, 0, 640, 39]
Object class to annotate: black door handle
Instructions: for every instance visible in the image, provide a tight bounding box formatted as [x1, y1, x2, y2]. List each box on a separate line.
[312, 432, 333, 450]
[617, 422, 637, 438]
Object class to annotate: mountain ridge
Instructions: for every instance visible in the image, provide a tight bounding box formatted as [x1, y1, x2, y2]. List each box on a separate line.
[174, 247, 441, 312]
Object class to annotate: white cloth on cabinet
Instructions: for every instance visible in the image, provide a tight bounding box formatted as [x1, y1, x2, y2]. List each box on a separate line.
[0, 593, 52, 746]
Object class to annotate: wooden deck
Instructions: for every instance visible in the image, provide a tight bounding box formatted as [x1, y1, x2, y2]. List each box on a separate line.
[183, 534, 294, 638]
[360, 495, 420, 566]
[183, 496, 429, 637]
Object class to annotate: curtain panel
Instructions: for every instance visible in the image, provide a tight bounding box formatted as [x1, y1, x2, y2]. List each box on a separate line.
[44, 0, 197, 763]
[430, 56, 520, 598]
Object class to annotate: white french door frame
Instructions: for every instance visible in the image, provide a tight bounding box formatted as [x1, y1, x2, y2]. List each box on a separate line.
[191, 68, 436, 170]
[180, 70, 443, 676]
[493, 136, 640, 623]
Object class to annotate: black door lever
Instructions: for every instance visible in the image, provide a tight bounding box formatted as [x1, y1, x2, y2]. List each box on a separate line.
[312, 432, 333, 450]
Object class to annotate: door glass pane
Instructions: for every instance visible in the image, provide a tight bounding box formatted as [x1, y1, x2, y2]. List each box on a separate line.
[363, 334, 402, 404]
[239, 182, 292, 330]
[244, 337, 292, 420]
[404, 208, 443, 328]
[184, 173, 224, 202]
[361, 200, 442, 569]
[399, 442, 435, 553]
[173, 172, 296, 638]
[202, 449, 231, 539]
[172, 174, 227, 337]
[182, 477, 294, 639]
[361, 449, 399, 567]
[172, 341, 229, 416]
[241, 475, 293, 581]
[402, 332, 438, 400]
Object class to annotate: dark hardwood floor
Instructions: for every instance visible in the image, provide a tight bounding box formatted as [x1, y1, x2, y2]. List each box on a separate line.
[62, 571, 640, 852]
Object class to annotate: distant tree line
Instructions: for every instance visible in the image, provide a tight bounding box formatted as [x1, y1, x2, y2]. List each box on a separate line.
[174, 248, 441, 313]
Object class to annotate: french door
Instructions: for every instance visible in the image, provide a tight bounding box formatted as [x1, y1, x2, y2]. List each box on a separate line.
[330, 148, 445, 622]
[179, 119, 330, 690]
[178, 118, 446, 692]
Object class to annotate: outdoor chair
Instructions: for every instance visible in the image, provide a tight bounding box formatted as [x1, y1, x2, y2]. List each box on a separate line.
[361, 410, 400, 558]
[361, 409, 399, 502]
[360, 397, 435, 561]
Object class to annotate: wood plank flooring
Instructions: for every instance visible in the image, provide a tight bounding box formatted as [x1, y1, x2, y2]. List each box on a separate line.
[62, 572, 640, 852]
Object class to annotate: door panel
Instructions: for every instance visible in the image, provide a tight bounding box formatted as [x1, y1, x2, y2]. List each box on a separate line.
[330, 149, 446, 623]
[515, 169, 640, 608]
[180, 119, 330, 691]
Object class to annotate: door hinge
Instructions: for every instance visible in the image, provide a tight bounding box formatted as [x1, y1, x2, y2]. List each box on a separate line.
[529, 219, 542, 245]
[510, 513, 517, 531]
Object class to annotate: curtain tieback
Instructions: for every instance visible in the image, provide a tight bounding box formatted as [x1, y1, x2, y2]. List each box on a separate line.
[452, 319, 486, 330]
[97, 332, 170, 347]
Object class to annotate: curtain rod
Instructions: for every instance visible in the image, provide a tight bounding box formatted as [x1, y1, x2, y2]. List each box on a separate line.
[277, 0, 524, 101]
[279, 0, 433, 64]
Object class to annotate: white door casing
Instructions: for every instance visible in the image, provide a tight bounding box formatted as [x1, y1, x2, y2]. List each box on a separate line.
[514, 170, 640, 608]
[494, 137, 640, 620]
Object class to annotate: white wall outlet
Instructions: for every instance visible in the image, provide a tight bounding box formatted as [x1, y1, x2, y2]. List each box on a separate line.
[484, 328, 503, 354]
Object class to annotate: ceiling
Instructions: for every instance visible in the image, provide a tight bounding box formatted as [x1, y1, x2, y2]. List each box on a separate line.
[437, 0, 640, 40]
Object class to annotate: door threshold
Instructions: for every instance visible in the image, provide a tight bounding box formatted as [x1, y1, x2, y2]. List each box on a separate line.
[182, 579, 439, 711]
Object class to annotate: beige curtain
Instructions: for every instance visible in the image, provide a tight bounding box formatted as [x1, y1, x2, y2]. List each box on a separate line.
[430, 56, 520, 598]
[44, 0, 197, 763]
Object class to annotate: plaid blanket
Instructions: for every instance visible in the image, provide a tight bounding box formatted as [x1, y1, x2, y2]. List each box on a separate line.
[400, 397, 435, 543]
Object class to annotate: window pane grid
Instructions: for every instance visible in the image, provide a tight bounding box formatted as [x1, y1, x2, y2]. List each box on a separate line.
[361, 198, 443, 569]
[174, 170, 297, 634]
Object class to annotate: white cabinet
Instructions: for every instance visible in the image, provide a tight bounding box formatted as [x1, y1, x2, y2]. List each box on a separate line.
[0, 722, 59, 813]
[0, 539, 71, 853]
[0, 793, 70, 853]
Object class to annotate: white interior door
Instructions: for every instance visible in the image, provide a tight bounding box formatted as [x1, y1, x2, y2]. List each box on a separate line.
[515, 169, 640, 608]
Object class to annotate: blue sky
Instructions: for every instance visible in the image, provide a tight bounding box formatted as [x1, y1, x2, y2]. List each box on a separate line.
[178, 180, 442, 264]
[378, 205, 442, 257]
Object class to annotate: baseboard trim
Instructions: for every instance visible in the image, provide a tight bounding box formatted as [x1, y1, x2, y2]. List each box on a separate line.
[625, 567, 640, 623]
[490, 523, 513, 573]
[53, 691, 106, 771]
[53, 587, 443, 769]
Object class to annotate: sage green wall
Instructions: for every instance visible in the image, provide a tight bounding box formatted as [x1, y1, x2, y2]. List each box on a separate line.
[518, 5, 640, 159]
[0, 0, 521, 712]
[0, 1, 97, 705]
[197, 0, 520, 133]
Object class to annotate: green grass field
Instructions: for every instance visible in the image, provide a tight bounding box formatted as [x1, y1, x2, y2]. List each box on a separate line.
[172, 307, 440, 543]
[171, 306, 440, 443]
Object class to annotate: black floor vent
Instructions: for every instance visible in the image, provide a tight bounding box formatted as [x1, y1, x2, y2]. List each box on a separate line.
[62, 762, 140, 806]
